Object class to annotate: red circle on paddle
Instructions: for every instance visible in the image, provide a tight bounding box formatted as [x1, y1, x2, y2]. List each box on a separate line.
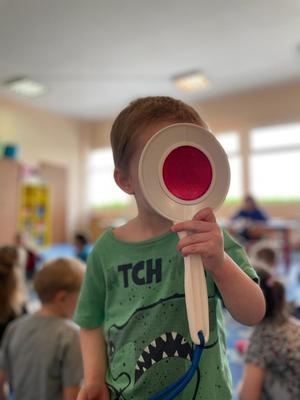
[162, 145, 213, 201]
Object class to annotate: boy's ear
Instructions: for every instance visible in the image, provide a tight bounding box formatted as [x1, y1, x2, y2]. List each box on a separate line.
[54, 290, 67, 303]
[114, 168, 134, 194]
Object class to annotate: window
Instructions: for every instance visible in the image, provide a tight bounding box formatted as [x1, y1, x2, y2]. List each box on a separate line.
[87, 148, 130, 208]
[216, 132, 242, 203]
[250, 123, 300, 202]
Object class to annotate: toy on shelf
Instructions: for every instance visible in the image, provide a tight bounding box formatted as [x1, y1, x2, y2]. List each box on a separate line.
[18, 181, 51, 247]
[3, 144, 19, 159]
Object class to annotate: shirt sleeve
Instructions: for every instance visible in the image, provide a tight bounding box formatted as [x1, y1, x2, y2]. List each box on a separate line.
[0, 323, 13, 372]
[0, 342, 7, 372]
[245, 327, 269, 369]
[74, 247, 106, 328]
[62, 329, 83, 387]
[223, 228, 258, 282]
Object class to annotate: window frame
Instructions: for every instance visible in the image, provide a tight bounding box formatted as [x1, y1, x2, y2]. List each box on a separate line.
[249, 123, 300, 203]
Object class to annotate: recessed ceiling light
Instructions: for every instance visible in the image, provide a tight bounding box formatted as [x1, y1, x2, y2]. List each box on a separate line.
[4, 77, 47, 97]
[173, 71, 210, 92]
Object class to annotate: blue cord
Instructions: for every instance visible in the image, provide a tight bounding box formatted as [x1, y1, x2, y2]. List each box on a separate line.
[149, 331, 205, 400]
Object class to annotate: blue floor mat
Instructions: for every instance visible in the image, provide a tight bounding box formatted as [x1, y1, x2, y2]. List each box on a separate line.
[40, 244, 76, 260]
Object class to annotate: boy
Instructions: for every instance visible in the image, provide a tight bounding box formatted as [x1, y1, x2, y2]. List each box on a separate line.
[0, 257, 84, 400]
[75, 97, 265, 399]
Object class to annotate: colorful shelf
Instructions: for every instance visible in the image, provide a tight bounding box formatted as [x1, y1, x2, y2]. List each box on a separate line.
[18, 184, 51, 246]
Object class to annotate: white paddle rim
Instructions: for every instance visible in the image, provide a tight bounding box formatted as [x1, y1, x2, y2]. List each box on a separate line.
[139, 123, 230, 222]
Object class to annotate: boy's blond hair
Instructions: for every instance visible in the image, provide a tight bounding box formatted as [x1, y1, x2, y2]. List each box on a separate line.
[34, 257, 84, 303]
[110, 96, 208, 171]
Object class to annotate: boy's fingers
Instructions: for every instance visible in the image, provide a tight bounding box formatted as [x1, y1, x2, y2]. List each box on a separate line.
[171, 208, 217, 232]
[180, 242, 208, 257]
[103, 390, 110, 400]
[176, 233, 211, 251]
[77, 389, 87, 400]
[171, 220, 212, 233]
[77, 386, 107, 400]
[102, 386, 110, 400]
[192, 207, 216, 223]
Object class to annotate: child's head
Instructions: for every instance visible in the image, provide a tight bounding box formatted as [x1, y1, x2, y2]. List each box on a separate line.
[110, 96, 208, 172]
[256, 267, 286, 322]
[256, 247, 277, 268]
[0, 246, 21, 322]
[74, 233, 88, 251]
[111, 96, 208, 210]
[34, 257, 84, 318]
[243, 194, 258, 211]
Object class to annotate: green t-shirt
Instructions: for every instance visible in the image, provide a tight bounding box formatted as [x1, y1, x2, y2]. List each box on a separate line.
[74, 228, 257, 400]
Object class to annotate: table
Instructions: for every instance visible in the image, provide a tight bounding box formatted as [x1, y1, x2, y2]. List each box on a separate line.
[225, 219, 296, 270]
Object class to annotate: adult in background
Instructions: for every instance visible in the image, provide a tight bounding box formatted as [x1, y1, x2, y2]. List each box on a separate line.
[230, 195, 269, 242]
[0, 257, 84, 400]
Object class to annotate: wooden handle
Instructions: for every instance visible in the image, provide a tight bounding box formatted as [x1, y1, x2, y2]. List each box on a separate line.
[178, 231, 209, 344]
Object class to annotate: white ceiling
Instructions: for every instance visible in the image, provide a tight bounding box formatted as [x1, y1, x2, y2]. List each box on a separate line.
[0, 0, 300, 119]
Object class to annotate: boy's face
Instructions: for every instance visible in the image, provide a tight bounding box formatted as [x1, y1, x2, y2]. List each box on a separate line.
[123, 120, 175, 215]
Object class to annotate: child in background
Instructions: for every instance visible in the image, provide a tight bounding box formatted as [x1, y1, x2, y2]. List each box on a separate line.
[74, 233, 90, 263]
[15, 232, 43, 281]
[239, 267, 300, 400]
[0, 246, 27, 344]
[249, 241, 278, 273]
[0, 257, 84, 400]
[255, 247, 277, 271]
[74, 96, 265, 400]
[235, 245, 278, 357]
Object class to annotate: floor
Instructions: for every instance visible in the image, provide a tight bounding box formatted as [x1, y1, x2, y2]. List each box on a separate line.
[36, 244, 300, 400]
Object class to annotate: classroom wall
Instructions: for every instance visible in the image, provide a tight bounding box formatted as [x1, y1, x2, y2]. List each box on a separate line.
[85, 79, 300, 221]
[0, 96, 84, 238]
[1, 79, 299, 242]
[196, 79, 300, 219]
[89, 119, 112, 148]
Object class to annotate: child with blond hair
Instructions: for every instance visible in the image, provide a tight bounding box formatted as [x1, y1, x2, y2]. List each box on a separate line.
[239, 267, 300, 400]
[0, 257, 85, 400]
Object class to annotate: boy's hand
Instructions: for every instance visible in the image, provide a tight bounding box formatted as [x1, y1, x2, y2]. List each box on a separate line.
[77, 383, 109, 400]
[171, 207, 225, 273]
